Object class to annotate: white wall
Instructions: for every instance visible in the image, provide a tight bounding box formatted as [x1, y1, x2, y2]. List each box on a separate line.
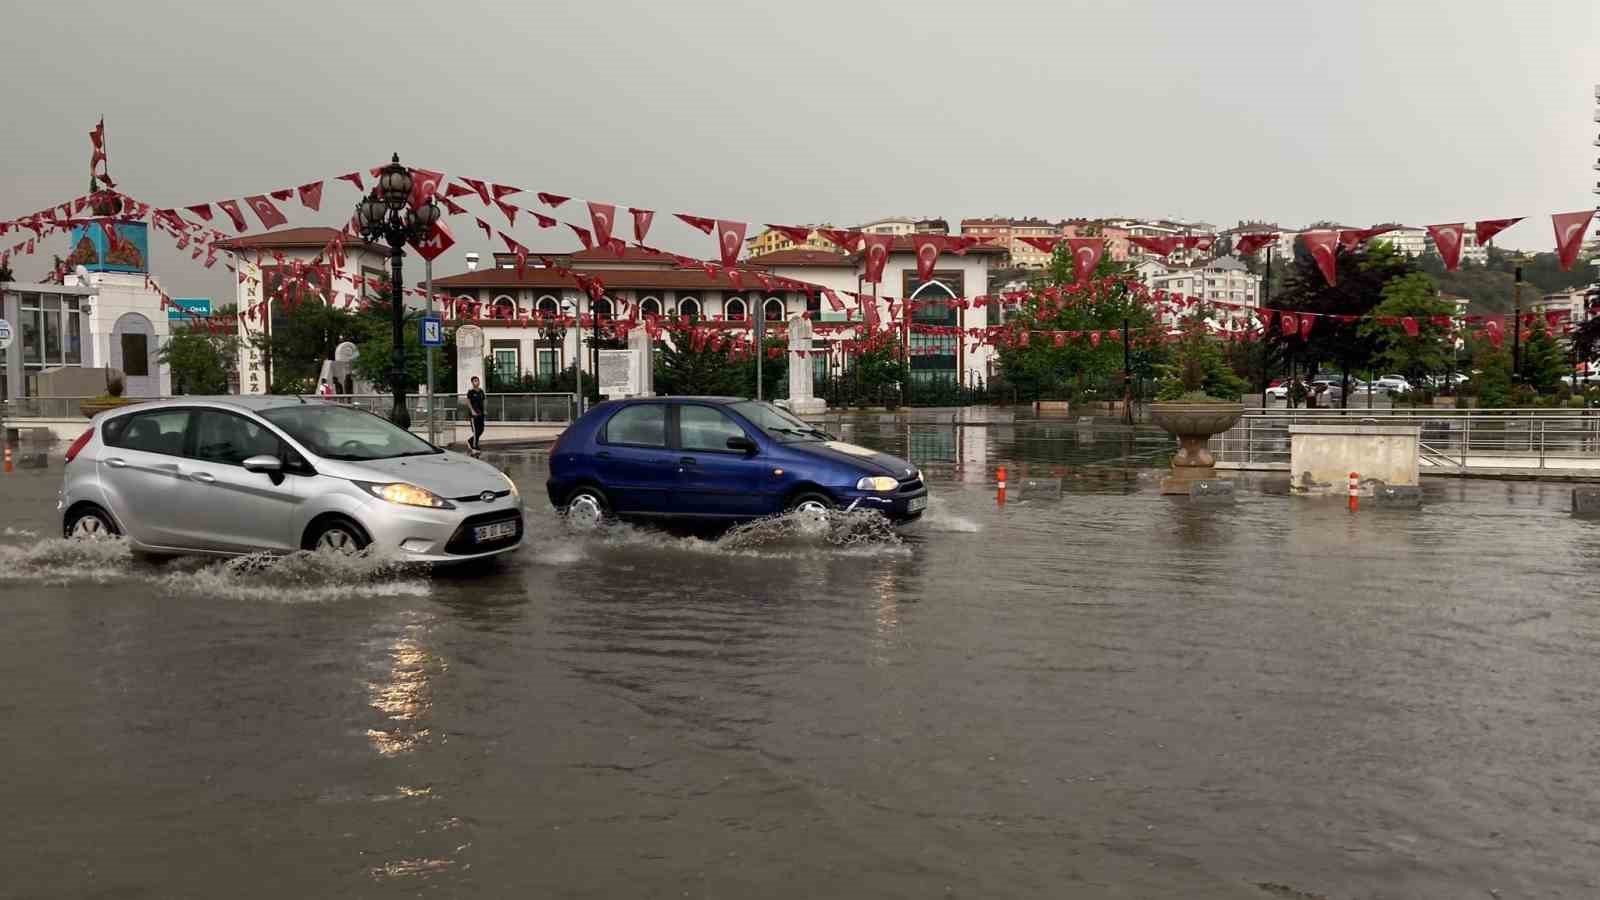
[83, 272, 172, 396]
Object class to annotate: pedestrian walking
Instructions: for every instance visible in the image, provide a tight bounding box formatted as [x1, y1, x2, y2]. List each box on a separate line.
[467, 376, 486, 456]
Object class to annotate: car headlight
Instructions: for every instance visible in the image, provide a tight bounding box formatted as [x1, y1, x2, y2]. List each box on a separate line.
[359, 482, 455, 509]
[855, 475, 899, 492]
[501, 470, 520, 499]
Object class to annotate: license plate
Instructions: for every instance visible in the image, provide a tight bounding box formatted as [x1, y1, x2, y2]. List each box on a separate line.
[907, 496, 928, 512]
[473, 520, 518, 543]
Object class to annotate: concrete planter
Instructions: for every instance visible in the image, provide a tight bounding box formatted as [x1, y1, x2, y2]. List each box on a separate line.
[79, 398, 131, 418]
[1149, 401, 1244, 494]
[1033, 400, 1071, 415]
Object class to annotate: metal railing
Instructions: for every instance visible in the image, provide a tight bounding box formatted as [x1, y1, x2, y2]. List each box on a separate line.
[4, 392, 575, 425]
[1217, 408, 1600, 472]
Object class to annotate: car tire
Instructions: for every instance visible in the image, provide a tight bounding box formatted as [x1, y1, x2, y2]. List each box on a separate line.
[786, 492, 835, 515]
[304, 516, 370, 556]
[63, 505, 119, 540]
[565, 486, 609, 530]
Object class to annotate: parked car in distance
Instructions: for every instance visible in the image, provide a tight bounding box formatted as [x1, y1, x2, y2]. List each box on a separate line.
[1309, 380, 1344, 404]
[546, 397, 928, 527]
[59, 397, 524, 564]
[1374, 375, 1413, 393]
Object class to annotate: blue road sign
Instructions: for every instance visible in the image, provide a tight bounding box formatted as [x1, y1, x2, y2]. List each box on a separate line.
[420, 314, 445, 348]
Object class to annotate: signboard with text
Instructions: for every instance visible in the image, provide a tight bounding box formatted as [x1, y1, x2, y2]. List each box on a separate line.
[167, 298, 211, 322]
[597, 349, 639, 397]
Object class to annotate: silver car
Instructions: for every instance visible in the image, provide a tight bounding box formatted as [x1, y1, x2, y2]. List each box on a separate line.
[57, 397, 524, 564]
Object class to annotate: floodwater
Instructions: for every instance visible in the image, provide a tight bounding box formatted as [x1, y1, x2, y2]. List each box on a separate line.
[3, 422, 1599, 899]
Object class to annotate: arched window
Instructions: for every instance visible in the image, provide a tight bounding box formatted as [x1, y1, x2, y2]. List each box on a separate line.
[724, 296, 747, 321]
[763, 297, 786, 321]
[493, 296, 516, 320]
[536, 296, 560, 319]
[453, 295, 474, 319]
[592, 297, 614, 321]
[678, 297, 701, 320]
[640, 296, 662, 317]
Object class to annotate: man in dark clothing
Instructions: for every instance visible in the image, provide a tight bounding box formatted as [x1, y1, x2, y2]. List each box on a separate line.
[467, 376, 486, 455]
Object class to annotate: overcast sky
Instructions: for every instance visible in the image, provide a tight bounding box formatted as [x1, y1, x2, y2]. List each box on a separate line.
[3, 0, 1597, 299]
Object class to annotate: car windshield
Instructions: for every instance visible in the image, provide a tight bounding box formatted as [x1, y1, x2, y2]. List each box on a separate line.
[261, 404, 440, 461]
[730, 401, 828, 442]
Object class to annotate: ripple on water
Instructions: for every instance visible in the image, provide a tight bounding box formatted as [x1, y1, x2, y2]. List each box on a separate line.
[545, 508, 912, 561]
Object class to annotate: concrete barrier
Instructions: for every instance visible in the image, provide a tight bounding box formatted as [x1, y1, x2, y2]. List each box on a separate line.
[1371, 483, 1423, 508]
[1574, 487, 1600, 518]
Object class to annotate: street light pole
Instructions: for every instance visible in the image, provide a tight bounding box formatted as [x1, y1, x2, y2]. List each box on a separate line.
[424, 257, 435, 445]
[355, 153, 440, 432]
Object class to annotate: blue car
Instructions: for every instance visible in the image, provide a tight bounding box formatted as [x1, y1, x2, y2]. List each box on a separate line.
[546, 397, 928, 526]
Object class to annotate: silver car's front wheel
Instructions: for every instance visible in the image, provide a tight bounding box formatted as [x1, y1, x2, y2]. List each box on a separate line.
[306, 519, 369, 556]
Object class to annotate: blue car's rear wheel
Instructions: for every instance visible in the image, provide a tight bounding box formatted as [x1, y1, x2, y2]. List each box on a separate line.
[565, 486, 608, 530]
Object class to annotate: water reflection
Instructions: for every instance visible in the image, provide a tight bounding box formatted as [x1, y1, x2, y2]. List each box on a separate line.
[366, 620, 443, 757]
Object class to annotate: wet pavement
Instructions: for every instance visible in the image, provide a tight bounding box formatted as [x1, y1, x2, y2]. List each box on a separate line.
[3, 422, 1600, 898]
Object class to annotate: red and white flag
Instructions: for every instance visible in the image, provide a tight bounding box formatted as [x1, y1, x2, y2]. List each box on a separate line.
[1551, 210, 1596, 271]
[217, 200, 249, 232]
[408, 169, 445, 209]
[1474, 217, 1522, 246]
[244, 195, 288, 230]
[1018, 235, 1063, 255]
[459, 177, 490, 206]
[766, 224, 815, 246]
[861, 233, 894, 283]
[1065, 238, 1103, 282]
[1233, 232, 1277, 257]
[568, 223, 594, 250]
[676, 213, 715, 234]
[1301, 230, 1339, 286]
[1280, 311, 1298, 337]
[535, 191, 568, 208]
[629, 207, 654, 242]
[409, 217, 455, 262]
[185, 204, 214, 222]
[588, 202, 616, 246]
[1426, 223, 1465, 271]
[912, 234, 951, 282]
[297, 181, 323, 212]
[336, 171, 364, 191]
[715, 220, 746, 268]
[819, 229, 863, 253]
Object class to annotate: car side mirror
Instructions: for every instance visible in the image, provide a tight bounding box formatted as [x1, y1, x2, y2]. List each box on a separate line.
[726, 435, 757, 454]
[242, 454, 283, 475]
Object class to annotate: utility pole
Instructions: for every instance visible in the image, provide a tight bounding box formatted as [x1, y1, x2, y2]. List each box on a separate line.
[1512, 265, 1524, 383]
[1121, 315, 1132, 425]
[424, 258, 435, 445]
[1260, 246, 1272, 409]
[755, 308, 764, 401]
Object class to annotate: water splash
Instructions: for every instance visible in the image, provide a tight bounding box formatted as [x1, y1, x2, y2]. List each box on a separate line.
[158, 549, 431, 602]
[0, 537, 132, 583]
[553, 508, 908, 559]
[913, 498, 981, 533]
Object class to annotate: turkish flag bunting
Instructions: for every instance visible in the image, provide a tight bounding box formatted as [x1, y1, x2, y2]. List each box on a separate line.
[629, 208, 654, 242]
[1301, 230, 1339, 286]
[819, 229, 863, 252]
[1551, 210, 1595, 270]
[587, 202, 616, 246]
[336, 172, 364, 191]
[217, 200, 249, 232]
[535, 192, 568, 208]
[444, 182, 477, 200]
[534, 212, 557, 228]
[185, 204, 213, 222]
[823, 288, 845, 312]
[1401, 317, 1420, 338]
[1183, 235, 1216, 251]
[715, 220, 746, 268]
[475, 217, 493, 240]
[1233, 233, 1277, 257]
[490, 184, 521, 201]
[245, 195, 288, 230]
[766, 224, 815, 246]
[409, 169, 446, 209]
[912, 234, 950, 282]
[1483, 315, 1505, 347]
[1339, 225, 1396, 251]
[440, 195, 467, 215]
[459, 178, 491, 206]
[295, 181, 324, 212]
[676, 213, 716, 234]
[1280, 312, 1298, 337]
[1129, 236, 1179, 256]
[1018, 236, 1063, 254]
[1474, 217, 1522, 246]
[1065, 238, 1103, 282]
[501, 233, 529, 273]
[1053, 333, 1066, 348]
[1089, 331, 1102, 348]
[568, 223, 594, 249]
[726, 269, 742, 290]
[861, 233, 894, 283]
[1426, 223, 1465, 271]
[1430, 315, 1453, 328]
[494, 199, 519, 227]
[269, 189, 293, 203]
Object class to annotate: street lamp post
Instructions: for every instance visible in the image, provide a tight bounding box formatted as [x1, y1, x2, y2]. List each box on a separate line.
[356, 153, 441, 430]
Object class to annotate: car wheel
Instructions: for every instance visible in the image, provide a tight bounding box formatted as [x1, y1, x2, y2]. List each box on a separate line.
[786, 492, 835, 515]
[306, 517, 370, 556]
[64, 505, 118, 540]
[565, 487, 608, 530]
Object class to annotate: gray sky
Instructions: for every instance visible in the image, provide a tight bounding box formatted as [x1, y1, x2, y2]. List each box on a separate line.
[4, 0, 1597, 299]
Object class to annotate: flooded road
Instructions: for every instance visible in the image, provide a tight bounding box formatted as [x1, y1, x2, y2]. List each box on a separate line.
[4, 423, 1600, 898]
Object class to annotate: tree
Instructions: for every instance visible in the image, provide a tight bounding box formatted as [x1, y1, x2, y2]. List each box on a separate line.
[1519, 317, 1568, 394]
[257, 299, 361, 392]
[654, 334, 784, 399]
[1155, 306, 1247, 401]
[1359, 272, 1455, 385]
[160, 327, 238, 395]
[1471, 342, 1514, 408]
[351, 302, 429, 392]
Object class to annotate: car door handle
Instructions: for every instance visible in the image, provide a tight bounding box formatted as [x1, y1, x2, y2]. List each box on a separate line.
[188, 471, 216, 484]
[596, 451, 611, 459]
[679, 456, 698, 465]
[104, 457, 127, 468]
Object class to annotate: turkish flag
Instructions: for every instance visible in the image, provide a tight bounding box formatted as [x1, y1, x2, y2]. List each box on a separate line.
[629, 207, 654, 242]
[1066, 238, 1103, 282]
[501, 233, 529, 274]
[1427, 223, 1465, 271]
[1483, 315, 1505, 348]
[244, 195, 288, 230]
[491, 184, 522, 201]
[823, 288, 845, 312]
[912, 234, 950, 282]
[1233, 233, 1276, 257]
[475, 217, 493, 240]
[494, 198, 519, 227]
[440, 195, 467, 215]
[294, 181, 323, 212]
[336, 171, 364, 191]
[1018, 235, 1063, 255]
[459, 178, 491, 206]
[444, 182, 477, 200]
[408, 169, 445, 209]
[536, 192, 568, 208]
[1184, 235, 1216, 252]
[568, 223, 594, 250]
[819, 229, 863, 253]
[1474, 217, 1522, 246]
[1280, 312, 1298, 337]
[1551, 210, 1595, 270]
[1340, 225, 1396, 251]
[1089, 331, 1102, 348]
[409, 217, 455, 262]
[715, 220, 746, 268]
[1301, 230, 1339, 286]
[185, 203, 213, 222]
[676, 213, 715, 234]
[861, 233, 894, 283]
[217, 199, 249, 232]
[1401, 316, 1419, 338]
[1129, 236, 1180, 256]
[766, 224, 815, 246]
[269, 189, 293, 203]
[1299, 316, 1314, 341]
[587, 202, 616, 246]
